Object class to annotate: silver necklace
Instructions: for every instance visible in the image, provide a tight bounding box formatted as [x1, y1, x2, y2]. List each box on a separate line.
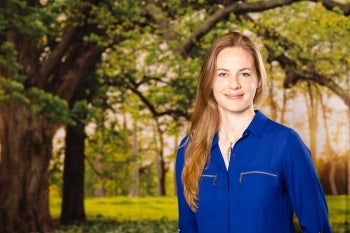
[226, 142, 234, 164]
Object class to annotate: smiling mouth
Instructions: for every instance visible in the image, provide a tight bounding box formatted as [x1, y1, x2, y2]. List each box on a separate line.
[225, 93, 244, 99]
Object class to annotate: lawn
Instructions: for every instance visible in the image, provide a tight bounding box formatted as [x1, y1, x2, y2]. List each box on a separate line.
[51, 195, 350, 233]
[51, 196, 178, 233]
[325, 195, 350, 233]
[51, 196, 178, 221]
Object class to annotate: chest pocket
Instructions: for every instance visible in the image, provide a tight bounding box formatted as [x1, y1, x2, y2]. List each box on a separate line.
[236, 170, 281, 216]
[238, 170, 280, 199]
[197, 174, 219, 216]
[201, 174, 217, 186]
[199, 174, 218, 197]
[239, 170, 277, 183]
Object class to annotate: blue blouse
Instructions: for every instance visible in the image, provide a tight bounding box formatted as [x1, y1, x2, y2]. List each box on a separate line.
[176, 110, 332, 233]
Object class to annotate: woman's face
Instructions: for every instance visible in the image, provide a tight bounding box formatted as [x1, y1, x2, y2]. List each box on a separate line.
[211, 47, 259, 115]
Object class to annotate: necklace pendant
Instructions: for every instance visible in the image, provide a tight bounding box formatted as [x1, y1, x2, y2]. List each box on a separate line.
[227, 142, 233, 163]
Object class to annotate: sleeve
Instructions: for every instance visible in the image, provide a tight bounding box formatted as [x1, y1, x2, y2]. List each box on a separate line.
[282, 129, 332, 233]
[175, 136, 198, 233]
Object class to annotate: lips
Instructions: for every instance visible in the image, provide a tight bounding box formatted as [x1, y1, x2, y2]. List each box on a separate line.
[225, 93, 244, 99]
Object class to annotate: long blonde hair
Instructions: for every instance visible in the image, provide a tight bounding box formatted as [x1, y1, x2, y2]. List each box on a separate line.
[182, 31, 267, 211]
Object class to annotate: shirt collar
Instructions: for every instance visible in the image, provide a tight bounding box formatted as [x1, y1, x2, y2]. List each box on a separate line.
[245, 110, 269, 139]
[212, 110, 269, 147]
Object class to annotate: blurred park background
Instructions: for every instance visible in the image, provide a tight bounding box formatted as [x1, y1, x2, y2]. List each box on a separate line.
[0, 0, 349, 232]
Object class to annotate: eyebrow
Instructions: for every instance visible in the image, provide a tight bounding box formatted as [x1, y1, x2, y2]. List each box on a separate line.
[216, 67, 254, 72]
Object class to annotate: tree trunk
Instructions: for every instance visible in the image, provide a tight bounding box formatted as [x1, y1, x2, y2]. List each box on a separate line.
[279, 89, 288, 124]
[264, 64, 281, 122]
[0, 104, 56, 233]
[173, 134, 179, 196]
[154, 121, 166, 196]
[156, 149, 166, 196]
[60, 121, 86, 225]
[329, 159, 338, 195]
[306, 83, 318, 162]
[319, 91, 339, 195]
[129, 120, 139, 196]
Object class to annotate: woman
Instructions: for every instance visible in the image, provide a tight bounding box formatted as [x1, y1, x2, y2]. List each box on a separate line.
[175, 31, 332, 233]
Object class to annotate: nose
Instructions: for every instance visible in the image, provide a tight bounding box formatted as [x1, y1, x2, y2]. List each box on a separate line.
[229, 75, 241, 89]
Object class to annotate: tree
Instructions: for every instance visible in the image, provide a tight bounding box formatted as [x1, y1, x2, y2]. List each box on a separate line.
[0, 0, 144, 231]
[1, 0, 349, 231]
[61, 110, 87, 224]
[60, 89, 93, 224]
[254, 2, 350, 108]
[59, 0, 150, 223]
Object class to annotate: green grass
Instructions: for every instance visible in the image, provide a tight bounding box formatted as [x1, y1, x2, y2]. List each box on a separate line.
[55, 219, 178, 233]
[51, 195, 350, 232]
[50, 196, 178, 221]
[327, 195, 350, 223]
[325, 195, 350, 233]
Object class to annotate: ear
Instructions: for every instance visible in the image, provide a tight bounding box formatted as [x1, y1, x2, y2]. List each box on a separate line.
[256, 80, 261, 91]
[255, 78, 263, 94]
[257, 79, 262, 90]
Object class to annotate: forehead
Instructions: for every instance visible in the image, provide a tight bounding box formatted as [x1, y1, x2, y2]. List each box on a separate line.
[216, 47, 254, 68]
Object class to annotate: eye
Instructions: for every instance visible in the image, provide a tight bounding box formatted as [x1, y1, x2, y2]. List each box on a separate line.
[218, 72, 228, 78]
[240, 72, 251, 78]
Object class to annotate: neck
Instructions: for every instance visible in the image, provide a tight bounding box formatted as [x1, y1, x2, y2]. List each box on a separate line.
[219, 110, 255, 141]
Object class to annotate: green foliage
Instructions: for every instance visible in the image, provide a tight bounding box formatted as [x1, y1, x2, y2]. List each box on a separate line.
[84, 123, 133, 196]
[83, 0, 148, 46]
[84, 109, 162, 197]
[0, 42, 28, 105]
[257, 2, 350, 85]
[0, 1, 75, 125]
[27, 87, 74, 124]
[0, 42, 23, 76]
[0, 78, 27, 104]
[0, 0, 59, 40]
[70, 100, 92, 123]
[0, 80, 73, 124]
[83, 98, 161, 197]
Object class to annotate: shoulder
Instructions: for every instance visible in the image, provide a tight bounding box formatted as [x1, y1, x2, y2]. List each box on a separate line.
[177, 135, 190, 155]
[256, 111, 307, 147]
[178, 135, 190, 147]
[175, 135, 190, 170]
[264, 116, 311, 158]
[262, 114, 302, 140]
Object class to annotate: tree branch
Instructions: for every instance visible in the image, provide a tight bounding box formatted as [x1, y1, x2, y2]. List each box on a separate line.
[127, 80, 190, 120]
[258, 27, 350, 108]
[178, 0, 297, 57]
[37, 26, 79, 88]
[111, 76, 190, 120]
[50, 42, 105, 101]
[143, 1, 179, 43]
[178, 0, 349, 58]
[318, 0, 350, 16]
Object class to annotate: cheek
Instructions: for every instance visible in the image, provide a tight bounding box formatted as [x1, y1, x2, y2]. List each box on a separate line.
[211, 80, 224, 93]
[212, 88, 220, 102]
[249, 83, 258, 92]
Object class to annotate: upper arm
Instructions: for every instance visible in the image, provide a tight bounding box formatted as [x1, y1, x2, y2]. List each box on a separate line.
[175, 137, 198, 233]
[282, 130, 332, 232]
